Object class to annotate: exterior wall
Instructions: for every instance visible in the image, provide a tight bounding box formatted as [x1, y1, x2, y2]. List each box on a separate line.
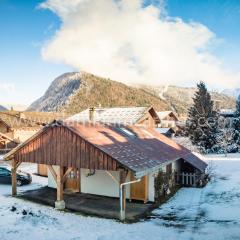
[13, 129, 39, 142]
[148, 172, 156, 202]
[48, 167, 156, 202]
[159, 120, 176, 128]
[0, 121, 9, 134]
[48, 166, 59, 188]
[137, 112, 157, 128]
[81, 169, 130, 199]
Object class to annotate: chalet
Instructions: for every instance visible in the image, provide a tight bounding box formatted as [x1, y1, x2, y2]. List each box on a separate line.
[0, 112, 40, 142]
[68, 106, 161, 128]
[0, 132, 19, 154]
[7, 110, 69, 125]
[0, 111, 68, 176]
[157, 111, 179, 128]
[4, 118, 207, 221]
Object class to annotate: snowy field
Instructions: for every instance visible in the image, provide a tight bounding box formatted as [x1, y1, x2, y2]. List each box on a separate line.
[0, 155, 240, 240]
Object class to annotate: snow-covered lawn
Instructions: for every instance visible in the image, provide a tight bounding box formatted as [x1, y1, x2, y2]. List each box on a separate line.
[0, 155, 240, 240]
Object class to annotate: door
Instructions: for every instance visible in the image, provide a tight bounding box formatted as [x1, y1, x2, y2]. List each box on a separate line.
[64, 168, 80, 192]
[38, 164, 48, 177]
[130, 173, 148, 203]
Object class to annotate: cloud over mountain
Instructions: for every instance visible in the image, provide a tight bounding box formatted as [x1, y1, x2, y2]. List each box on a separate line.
[40, 0, 240, 89]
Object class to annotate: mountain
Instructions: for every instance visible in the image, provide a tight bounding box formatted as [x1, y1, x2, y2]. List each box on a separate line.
[141, 85, 236, 115]
[28, 72, 170, 114]
[28, 72, 236, 116]
[222, 88, 240, 99]
[0, 105, 8, 112]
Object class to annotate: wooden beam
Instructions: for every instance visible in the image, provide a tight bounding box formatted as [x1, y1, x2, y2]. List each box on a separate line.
[48, 165, 57, 184]
[62, 167, 73, 183]
[77, 168, 81, 193]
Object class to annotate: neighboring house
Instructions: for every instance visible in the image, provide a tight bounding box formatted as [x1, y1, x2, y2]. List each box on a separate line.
[156, 127, 175, 138]
[0, 132, 19, 154]
[157, 111, 179, 128]
[0, 112, 41, 142]
[68, 106, 161, 128]
[5, 119, 207, 221]
[7, 110, 69, 125]
[5, 110, 69, 176]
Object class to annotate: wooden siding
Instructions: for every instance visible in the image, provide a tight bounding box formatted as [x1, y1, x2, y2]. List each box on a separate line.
[13, 126, 120, 171]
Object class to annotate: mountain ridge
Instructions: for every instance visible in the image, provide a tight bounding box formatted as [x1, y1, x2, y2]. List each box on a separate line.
[28, 72, 236, 115]
[27, 72, 170, 114]
[0, 105, 8, 112]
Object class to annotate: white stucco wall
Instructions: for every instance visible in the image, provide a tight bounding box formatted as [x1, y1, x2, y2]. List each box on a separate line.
[81, 169, 131, 198]
[148, 172, 156, 202]
[48, 166, 59, 188]
[48, 168, 131, 198]
[48, 167, 158, 201]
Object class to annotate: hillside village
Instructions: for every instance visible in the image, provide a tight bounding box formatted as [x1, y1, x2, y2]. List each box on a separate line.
[0, 72, 239, 223]
[0, 72, 240, 239]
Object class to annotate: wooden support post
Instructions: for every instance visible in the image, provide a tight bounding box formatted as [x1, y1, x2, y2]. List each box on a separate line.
[11, 159, 21, 196]
[119, 169, 128, 221]
[55, 166, 65, 210]
[11, 159, 17, 196]
[77, 168, 81, 193]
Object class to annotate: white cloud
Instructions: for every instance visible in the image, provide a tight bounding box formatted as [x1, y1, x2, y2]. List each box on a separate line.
[0, 82, 15, 93]
[40, 0, 240, 89]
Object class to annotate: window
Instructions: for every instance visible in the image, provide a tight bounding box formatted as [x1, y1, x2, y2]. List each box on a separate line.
[119, 127, 136, 137]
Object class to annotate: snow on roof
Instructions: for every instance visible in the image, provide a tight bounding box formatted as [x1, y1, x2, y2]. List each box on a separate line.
[156, 128, 175, 134]
[157, 111, 178, 120]
[220, 109, 235, 116]
[68, 106, 153, 125]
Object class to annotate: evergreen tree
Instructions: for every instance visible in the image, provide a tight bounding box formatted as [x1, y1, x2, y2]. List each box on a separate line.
[236, 94, 240, 116]
[186, 82, 218, 153]
[233, 95, 240, 150]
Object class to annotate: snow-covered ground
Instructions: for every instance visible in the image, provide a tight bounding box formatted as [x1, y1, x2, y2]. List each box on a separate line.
[0, 155, 240, 239]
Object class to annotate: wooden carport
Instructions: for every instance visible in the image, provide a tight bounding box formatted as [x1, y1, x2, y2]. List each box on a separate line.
[4, 120, 207, 220]
[4, 121, 133, 220]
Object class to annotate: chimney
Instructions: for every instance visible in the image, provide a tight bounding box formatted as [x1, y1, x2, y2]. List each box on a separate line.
[89, 107, 95, 122]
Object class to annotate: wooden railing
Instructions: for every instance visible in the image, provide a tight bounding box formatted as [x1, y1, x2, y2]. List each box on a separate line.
[175, 172, 206, 187]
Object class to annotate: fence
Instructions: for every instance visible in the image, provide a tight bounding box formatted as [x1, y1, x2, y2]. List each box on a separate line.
[175, 172, 205, 187]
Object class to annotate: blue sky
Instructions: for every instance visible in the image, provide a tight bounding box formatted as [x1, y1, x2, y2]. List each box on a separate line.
[0, 0, 239, 107]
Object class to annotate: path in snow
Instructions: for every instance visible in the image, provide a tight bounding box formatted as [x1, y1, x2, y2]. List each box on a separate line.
[0, 158, 240, 240]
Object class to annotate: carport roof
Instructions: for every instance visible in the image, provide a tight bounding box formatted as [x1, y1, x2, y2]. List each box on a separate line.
[5, 121, 207, 178]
